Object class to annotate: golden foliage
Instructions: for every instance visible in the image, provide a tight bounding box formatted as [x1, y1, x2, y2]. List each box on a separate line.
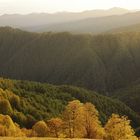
[63, 100, 83, 138]
[32, 121, 48, 137]
[47, 118, 63, 138]
[0, 114, 24, 136]
[62, 100, 105, 139]
[0, 100, 138, 139]
[105, 114, 137, 140]
[82, 103, 105, 139]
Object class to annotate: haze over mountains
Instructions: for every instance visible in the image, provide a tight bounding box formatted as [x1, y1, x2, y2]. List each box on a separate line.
[1, 27, 140, 134]
[108, 23, 140, 33]
[1, 6, 140, 137]
[37, 11, 140, 34]
[0, 7, 139, 33]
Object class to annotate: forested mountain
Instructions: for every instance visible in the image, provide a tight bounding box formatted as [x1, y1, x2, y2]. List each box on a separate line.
[1, 27, 140, 132]
[0, 78, 139, 130]
[1, 0, 140, 138]
[0, 7, 130, 30]
[112, 82, 140, 115]
[0, 27, 140, 94]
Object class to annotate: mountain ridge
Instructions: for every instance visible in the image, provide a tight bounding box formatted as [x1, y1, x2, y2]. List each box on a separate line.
[0, 27, 140, 94]
[0, 7, 132, 31]
[32, 11, 140, 33]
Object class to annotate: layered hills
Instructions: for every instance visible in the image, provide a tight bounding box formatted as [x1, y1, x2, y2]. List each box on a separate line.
[0, 78, 139, 130]
[0, 7, 130, 29]
[1, 27, 140, 131]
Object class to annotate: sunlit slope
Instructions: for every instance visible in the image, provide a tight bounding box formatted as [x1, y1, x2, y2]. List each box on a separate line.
[0, 78, 139, 129]
[0, 27, 140, 93]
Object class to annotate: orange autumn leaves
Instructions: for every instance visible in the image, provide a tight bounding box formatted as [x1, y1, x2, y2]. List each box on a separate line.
[63, 100, 104, 138]
[0, 100, 138, 139]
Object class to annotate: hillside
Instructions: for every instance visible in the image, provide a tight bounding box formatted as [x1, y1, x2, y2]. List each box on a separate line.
[112, 82, 140, 115]
[0, 78, 140, 130]
[0, 27, 140, 94]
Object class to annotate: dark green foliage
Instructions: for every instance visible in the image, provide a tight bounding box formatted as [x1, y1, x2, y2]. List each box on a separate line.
[0, 78, 140, 130]
[9, 94, 20, 109]
[0, 27, 140, 94]
[0, 99, 13, 115]
[136, 127, 140, 136]
[112, 83, 140, 115]
[12, 111, 27, 127]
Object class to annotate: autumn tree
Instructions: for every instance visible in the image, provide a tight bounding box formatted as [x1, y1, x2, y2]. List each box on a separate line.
[47, 117, 63, 138]
[22, 128, 36, 137]
[63, 100, 83, 138]
[14, 123, 25, 137]
[0, 124, 6, 136]
[32, 121, 48, 137]
[82, 103, 105, 139]
[0, 114, 16, 136]
[0, 99, 13, 115]
[9, 94, 20, 109]
[105, 114, 137, 140]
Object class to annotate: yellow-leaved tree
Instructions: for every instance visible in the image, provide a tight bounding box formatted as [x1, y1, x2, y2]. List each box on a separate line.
[104, 114, 137, 140]
[47, 117, 63, 138]
[82, 102, 105, 139]
[0, 114, 24, 136]
[63, 100, 83, 138]
[32, 121, 48, 137]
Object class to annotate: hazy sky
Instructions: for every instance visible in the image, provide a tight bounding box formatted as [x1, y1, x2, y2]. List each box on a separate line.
[0, 0, 140, 14]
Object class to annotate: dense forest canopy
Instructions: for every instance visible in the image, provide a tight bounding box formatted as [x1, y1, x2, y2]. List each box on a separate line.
[1, 27, 140, 136]
[112, 83, 140, 114]
[0, 27, 140, 94]
[0, 100, 138, 139]
[0, 78, 140, 130]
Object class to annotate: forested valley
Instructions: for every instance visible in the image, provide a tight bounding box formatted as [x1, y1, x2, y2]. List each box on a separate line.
[0, 27, 140, 139]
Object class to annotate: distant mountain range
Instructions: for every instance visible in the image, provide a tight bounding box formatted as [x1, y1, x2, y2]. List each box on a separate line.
[29, 10, 140, 34]
[0, 7, 138, 33]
